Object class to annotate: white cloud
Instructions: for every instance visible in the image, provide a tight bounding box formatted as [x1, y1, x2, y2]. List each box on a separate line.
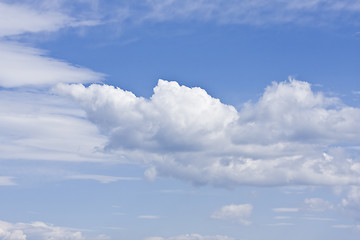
[0, 176, 16, 186]
[303, 198, 334, 211]
[138, 215, 160, 219]
[272, 208, 299, 213]
[0, 42, 104, 88]
[55, 79, 360, 188]
[66, 174, 141, 183]
[267, 222, 294, 227]
[274, 216, 292, 220]
[0, 2, 104, 89]
[332, 224, 355, 229]
[211, 204, 253, 225]
[140, 0, 360, 26]
[0, 220, 109, 240]
[145, 233, 235, 240]
[0, 2, 71, 37]
[341, 186, 360, 212]
[302, 217, 335, 221]
[0, 1, 102, 38]
[0, 90, 110, 163]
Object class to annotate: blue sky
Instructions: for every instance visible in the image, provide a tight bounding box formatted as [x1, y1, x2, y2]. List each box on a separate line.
[1, 0, 360, 239]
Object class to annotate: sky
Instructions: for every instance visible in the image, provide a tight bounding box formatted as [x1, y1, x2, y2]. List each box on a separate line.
[1, 0, 360, 239]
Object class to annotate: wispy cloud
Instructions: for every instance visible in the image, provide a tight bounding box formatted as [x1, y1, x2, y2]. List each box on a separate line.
[267, 222, 294, 227]
[303, 217, 335, 221]
[0, 42, 104, 88]
[138, 215, 160, 219]
[0, 176, 16, 186]
[67, 174, 141, 183]
[272, 208, 299, 213]
[145, 233, 235, 240]
[134, 0, 360, 27]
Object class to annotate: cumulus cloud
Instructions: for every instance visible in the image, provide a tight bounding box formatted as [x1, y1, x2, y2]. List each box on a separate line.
[303, 198, 334, 211]
[0, 220, 108, 240]
[145, 233, 235, 240]
[341, 186, 360, 214]
[55, 79, 360, 188]
[211, 204, 253, 225]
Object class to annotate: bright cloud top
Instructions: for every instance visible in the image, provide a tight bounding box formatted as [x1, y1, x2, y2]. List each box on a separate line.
[55, 79, 360, 187]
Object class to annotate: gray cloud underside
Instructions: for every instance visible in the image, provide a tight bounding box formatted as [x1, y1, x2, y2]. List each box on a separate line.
[55, 79, 360, 187]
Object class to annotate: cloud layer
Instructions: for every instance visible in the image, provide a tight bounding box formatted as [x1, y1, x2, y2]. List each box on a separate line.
[55, 79, 360, 187]
[145, 234, 235, 240]
[0, 220, 108, 240]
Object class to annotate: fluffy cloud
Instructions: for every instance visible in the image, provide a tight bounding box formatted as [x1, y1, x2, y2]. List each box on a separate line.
[0, 220, 111, 240]
[341, 186, 360, 214]
[303, 198, 334, 211]
[55, 79, 360, 188]
[145, 234, 235, 240]
[211, 204, 253, 225]
[0, 220, 109, 240]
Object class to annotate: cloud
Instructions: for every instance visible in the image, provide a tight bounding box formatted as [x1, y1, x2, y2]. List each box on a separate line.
[145, 233, 235, 240]
[0, 2, 71, 37]
[0, 90, 110, 163]
[138, 215, 160, 219]
[0, 1, 101, 38]
[267, 222, 294, 227]
[0, 42, 104, 88]
[0, 2, 104, 88]
[0, 176, 16, 186]
[211, 204, 253, 225]
[139, 0, 360, 26]
[55, 79, 360, 188]
[67, 174, 141, 183]
[303, 198, 334, 211]
[302, 217, 335, 221]
[0, 220, 108, 240]
[272, 208, 299, 213]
